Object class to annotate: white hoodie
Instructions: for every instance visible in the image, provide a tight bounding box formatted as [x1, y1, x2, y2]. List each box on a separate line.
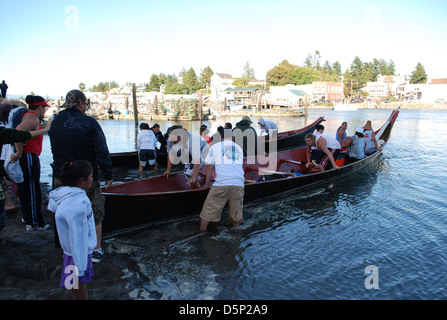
[48, 186, 97, 277]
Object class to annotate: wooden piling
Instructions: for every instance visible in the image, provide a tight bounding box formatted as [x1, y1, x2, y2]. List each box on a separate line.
[132, 83, 138, 126]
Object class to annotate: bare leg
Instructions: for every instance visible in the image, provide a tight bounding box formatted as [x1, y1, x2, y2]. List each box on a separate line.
[72, 283, 88, 300]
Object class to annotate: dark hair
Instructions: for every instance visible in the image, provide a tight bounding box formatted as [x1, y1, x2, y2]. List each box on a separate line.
[0, 103, 12, 123]
[315, 124, 325, 131]
[224, 122, 232, 129]
[200, 124, 208, 134]
[166, 125, 183, 136]
[25, 95, 46, 110]
[139, 123, 150, 130]
[60, 160, 93, 187]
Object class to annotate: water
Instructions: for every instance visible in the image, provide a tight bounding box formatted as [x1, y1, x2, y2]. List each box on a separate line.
[39, 108, 447, 300]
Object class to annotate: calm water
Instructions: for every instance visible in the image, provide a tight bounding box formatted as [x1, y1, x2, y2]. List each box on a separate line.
[39, 108, 447, 300]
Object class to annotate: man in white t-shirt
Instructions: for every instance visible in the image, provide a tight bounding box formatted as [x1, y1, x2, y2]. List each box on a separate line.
[199, 129, 245, 231]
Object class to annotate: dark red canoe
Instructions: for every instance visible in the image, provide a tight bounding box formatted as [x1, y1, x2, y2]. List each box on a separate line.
[110, 117, 325, 168]
[101, 109, 399, 235]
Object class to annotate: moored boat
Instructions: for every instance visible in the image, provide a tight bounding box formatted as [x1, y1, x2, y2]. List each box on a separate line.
[102, 109, 399, 235]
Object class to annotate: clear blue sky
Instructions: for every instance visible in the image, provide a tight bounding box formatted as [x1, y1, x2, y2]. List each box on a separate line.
[1, 0, 446, 97]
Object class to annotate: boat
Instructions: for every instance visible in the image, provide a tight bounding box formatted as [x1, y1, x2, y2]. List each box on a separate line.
[109, 117, 325, 168]
[332, 103, 359, 111]
[101, 109, 399, 235]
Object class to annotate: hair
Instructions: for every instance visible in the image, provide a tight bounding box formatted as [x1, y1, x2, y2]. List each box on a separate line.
[224, 122, 232, 129]
[60, 160, 93, 187]
[305, 133, 316, 140]
[139, 123, 150, 130]
[337, 121, 348, 131]
[315, 124, 325, 131]
[25, 95, 46, 110]
[355, 131, 364, 138]
[166, 125, 183, 136]
[200, 124, 208, 134]
[0, 103, 12, 123]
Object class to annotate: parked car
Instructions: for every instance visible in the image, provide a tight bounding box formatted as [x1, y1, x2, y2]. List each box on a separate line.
[435, 99, 446, 103]
[385, 99, 391, 103]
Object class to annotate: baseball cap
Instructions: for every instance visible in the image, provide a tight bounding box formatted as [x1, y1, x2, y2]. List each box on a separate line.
[242, 116, 252, 123]
[62, 90, 87, 109]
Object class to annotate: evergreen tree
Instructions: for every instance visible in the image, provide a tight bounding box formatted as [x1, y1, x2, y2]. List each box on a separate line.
[242, 62, 255, 79]
[199, 66, 213, 88]
[410, 62, 428, 84]
[291, 66, 319, 85]
[147, 74, 161, 92]
[332, 61, 342, 77]
[182, 67, 200, 93]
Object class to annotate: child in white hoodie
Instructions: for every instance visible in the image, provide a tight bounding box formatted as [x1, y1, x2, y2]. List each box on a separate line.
[48, 160, 96, 300]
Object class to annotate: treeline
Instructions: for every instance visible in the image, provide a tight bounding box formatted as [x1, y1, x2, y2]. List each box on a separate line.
[266, 51, 398, 96]
[80, 51, 428, 97]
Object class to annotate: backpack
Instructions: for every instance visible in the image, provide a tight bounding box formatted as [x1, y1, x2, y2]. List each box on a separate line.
[8, 106, 28, 129]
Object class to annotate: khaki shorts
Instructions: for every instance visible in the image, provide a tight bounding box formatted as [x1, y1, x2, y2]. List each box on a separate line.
[53, 178, 105, 225]
[200, 186, 244, 224]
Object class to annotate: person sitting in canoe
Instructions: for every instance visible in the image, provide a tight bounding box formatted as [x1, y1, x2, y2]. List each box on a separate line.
[305, 133, 341, 171]
[164, 126, 209, 189]
[362, 120, 381, 155]
[342, 127, 366, 161]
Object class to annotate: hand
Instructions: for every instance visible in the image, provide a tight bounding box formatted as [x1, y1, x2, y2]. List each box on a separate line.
[10, 153, 20, 163]
[186, 175, 197, 187]
[104, 180, 113, 189]
[163, 170, 170, 179]
[45, 116, 55, 131]
[333, 164, 341, 170]
[305, 162, 311, 169]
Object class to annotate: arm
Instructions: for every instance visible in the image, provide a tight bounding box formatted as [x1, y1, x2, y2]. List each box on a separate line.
[317, 138, 340, 170]
[12, 113, 40, 163]
[186, 163, 201, 187]
[305, 145, 312, 168]
[342, 137, 352, 148]
[91, 121, 113, 188]
[371, 132, 380, 150]
[204, 163, 213, 188]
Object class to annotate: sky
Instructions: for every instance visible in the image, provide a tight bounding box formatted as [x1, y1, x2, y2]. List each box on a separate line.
[1, 0, 447, 97]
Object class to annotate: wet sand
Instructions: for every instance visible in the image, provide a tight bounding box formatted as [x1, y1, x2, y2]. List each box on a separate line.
[0, 184, 133, 300]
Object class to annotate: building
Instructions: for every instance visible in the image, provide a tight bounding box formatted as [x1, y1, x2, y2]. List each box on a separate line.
[210, 73, 234, 100]
[361, 75, 406, 99]
[263, 84, 312, 107]
[312, 81, 344, 102]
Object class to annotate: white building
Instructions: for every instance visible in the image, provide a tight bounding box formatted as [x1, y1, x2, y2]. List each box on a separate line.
[264, 84, 312, 107]
[362, 75, 406, 99]
[210, 73, 235, 100]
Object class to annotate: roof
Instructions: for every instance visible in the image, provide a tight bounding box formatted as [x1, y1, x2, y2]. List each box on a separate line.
[289, 90, 310, 97]
[216, 73, 234, 79]
[431, 78, 447, 84]
[226, 88, 259, 92]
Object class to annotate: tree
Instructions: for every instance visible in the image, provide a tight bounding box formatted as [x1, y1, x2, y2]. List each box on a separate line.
[266, 60, 296, 86]
[199, 66, 213, 88]
[350, 56, 365, 92]
[291, 66, 319, 85]
[410, 62, 428, 84]
[147, 74, 161, 92]
[78, 82, 86, 91]
[332, 61, 342, 77]
[182, 67, 200, 93]
[242, 62, 255, 79]
[232, 77, 250, 88]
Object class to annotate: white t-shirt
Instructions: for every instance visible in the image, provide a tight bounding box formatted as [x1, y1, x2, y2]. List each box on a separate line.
[316, 134, 341, 150]
[205, 140, 245, 187]
[137, 129, 157, 150]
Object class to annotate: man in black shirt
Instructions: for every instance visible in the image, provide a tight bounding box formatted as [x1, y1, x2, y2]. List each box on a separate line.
[49, 89, 113, 263]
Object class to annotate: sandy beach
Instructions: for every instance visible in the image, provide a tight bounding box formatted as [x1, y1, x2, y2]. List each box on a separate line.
[0, 184, 131, 300]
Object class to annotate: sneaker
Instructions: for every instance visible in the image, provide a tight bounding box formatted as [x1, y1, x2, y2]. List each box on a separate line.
[38, 224, 51, 231]
[25, 225, 33, 231]
[92, 248, 104, 263]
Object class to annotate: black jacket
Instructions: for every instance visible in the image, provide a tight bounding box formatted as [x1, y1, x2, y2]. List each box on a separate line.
[49, 108, 113, 181]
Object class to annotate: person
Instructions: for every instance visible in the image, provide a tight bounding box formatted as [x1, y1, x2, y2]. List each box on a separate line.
[224, 122, 232, 129]
[163, 126, 209, 189]
[137, 123, 157, 171]
[258, 117, 278, 136]
[342, 127, 366, 160]
[0, 81, 7, 99]
[336, 122, 348, 144]
[48, 160, 96, 300]
[0, 110, 53, 243]
[362, 120, 380, 155]
[11, 95, 51, 231]
[151, 123, 167, 154]
[233, 116, 263, 158]
[200, 124, 212, 145]
[305, 132, 341, 172]
[49, 89, 113, 263]
[199, 129, 245, 231]
[310, 124, 325, 164]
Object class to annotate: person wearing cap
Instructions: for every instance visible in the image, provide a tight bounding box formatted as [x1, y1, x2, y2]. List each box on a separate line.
[48, 89, 113, 263]
[362, 120, 380, 155]
[199, 128, 245, 231]
[233, 116, 263, 158]
[11, 95, 52, 231]
[342, 127, 366, 160]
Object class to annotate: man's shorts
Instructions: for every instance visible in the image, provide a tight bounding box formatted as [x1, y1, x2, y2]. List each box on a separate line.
[53, 178, 105, 225]
[200, 186, 244, 224]
[320, 148, 340, 170]
[139, 149, 156, 166]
